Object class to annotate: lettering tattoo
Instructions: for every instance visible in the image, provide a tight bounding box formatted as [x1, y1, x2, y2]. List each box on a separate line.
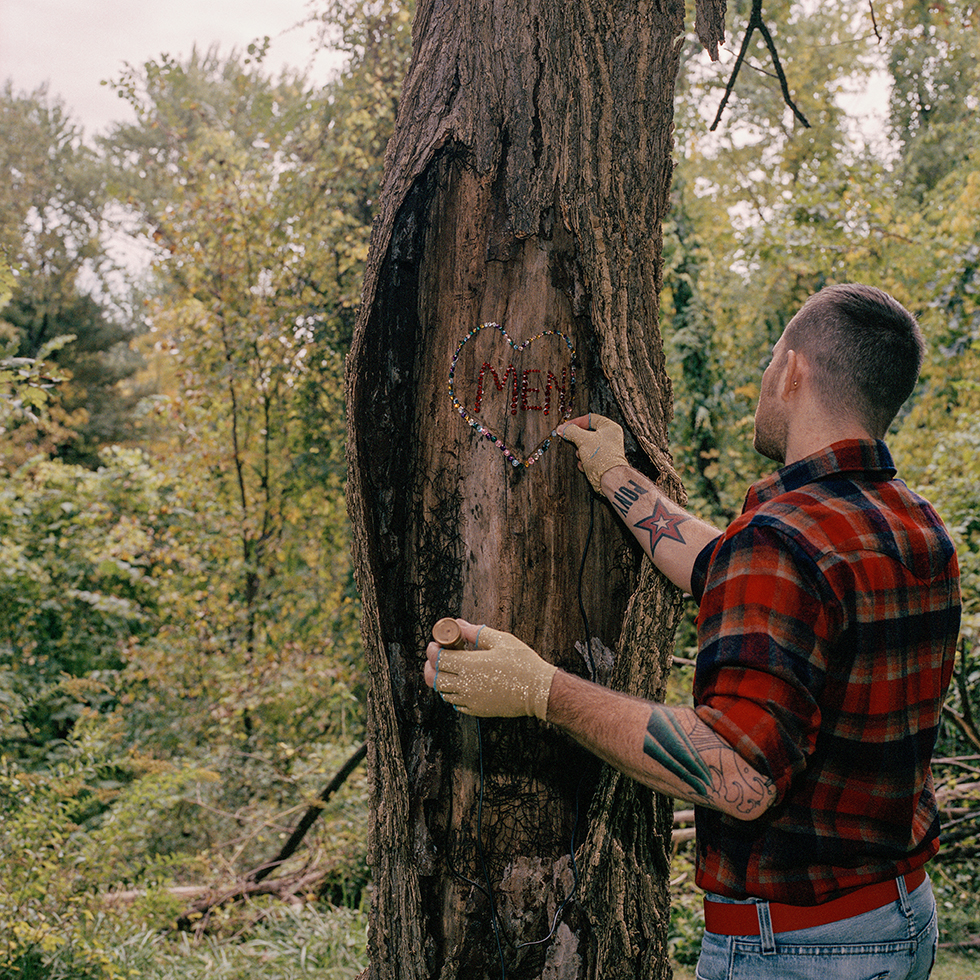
[643, 707, 772, 816]
[633, 499, 690, 557]
[611, 479, 649, 518]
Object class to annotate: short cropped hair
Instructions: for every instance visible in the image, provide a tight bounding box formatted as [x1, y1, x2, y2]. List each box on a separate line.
[783, 284, 925, 438]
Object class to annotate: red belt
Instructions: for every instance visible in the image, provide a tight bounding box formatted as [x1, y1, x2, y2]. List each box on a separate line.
[703, 867, 928, 936]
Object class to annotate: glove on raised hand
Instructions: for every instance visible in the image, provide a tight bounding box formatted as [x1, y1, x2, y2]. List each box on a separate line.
[433, 626, 557, 720]
[559, 414, 628, 493]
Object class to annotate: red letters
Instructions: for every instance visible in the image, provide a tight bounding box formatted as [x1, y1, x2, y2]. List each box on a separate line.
[473, 362, 569, 417]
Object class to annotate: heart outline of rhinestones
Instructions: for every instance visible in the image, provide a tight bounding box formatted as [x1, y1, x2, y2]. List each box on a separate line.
[448, 322, 577, 468]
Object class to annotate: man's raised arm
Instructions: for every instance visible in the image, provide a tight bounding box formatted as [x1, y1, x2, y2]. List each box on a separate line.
[559, 415, 721, 594]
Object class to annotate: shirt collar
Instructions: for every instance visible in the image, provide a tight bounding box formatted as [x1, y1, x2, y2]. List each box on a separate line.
[744, 440, 897, 512]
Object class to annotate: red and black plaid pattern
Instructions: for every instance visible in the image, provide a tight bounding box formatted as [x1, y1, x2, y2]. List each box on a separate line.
[690, 440, 960, 905]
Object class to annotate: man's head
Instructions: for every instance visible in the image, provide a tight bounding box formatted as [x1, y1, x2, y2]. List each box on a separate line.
[754, 284, 925, 462]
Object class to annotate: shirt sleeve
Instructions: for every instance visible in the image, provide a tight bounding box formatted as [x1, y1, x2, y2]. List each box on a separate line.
[690, 535, 721, 604]
[693, 520, 833, 804]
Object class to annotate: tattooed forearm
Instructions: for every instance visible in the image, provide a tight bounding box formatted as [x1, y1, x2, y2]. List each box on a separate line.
[643, 707, 774, 816]
[633, 500, 690, 557]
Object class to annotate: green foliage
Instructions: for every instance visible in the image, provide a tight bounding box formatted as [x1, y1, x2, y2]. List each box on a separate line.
[0, 258, 13, 311]
[661, 1, 889, 525]
[0, 83, 147, 466]
[94, 36, 403, 757]
[1, 5, 407, 974]
[117, 904, 368, 980]
[667, 848, 703, 967]
[0, 450, 167, 759]
[882, 0, 980, 203]
[0, 82, 102, 267]
[932, 861, 980, 950]
[0, 712, 211, 980]
[0, 334, 73, 448]
[1, 689, 369, 977]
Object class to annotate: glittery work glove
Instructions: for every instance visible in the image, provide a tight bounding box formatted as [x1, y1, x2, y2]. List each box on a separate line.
[559, 414, 629, 493]
[433, 627, 558, 720]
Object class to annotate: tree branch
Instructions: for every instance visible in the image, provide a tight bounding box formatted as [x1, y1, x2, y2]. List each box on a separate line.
[175, 741, 368, 931]
[175, 870, 327, 932]
[944, 705, 980, 755]
[246, 741, 368, 885]
[955, 637, 980, 748]
[710, 0, 810, 132]
[868, 0, 882, 42]
[939, 937, 980, 950]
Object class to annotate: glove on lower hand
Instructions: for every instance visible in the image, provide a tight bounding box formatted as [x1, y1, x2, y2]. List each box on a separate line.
[433, 626, 557, 720]
[559, 414, 628, 493]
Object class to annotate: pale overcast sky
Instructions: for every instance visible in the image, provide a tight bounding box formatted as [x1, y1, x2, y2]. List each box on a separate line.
[0, 0, 340, 136]
[0, 1, 891, 146]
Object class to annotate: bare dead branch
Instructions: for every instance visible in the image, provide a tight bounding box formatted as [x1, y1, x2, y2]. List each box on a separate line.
[955, 637, 980, 747]
[176, 869, 327, 932]
[175, 741, 368, 931]
[246, 741, 368, 885]
[868, 1, 882, 42]
[934, 756, 980, 775]
[710, 0, 811, 132]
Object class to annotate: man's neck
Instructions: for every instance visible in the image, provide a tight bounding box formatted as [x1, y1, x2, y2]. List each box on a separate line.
[784, 415, 873, 467]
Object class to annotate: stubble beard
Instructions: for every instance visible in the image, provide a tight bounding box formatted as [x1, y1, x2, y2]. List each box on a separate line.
[753, 408, 787, 465]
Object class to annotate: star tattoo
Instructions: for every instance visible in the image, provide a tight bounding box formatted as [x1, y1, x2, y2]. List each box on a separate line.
[634, 500, 690, 556]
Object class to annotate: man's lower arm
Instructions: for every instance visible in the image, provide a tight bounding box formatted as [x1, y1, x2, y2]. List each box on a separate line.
[547, 670, 775, 820]
[599, 465, 720, 594]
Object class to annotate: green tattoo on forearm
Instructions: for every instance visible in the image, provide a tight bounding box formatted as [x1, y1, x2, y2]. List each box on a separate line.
[643, 709, 713, 797]
[643, 707, 773, 816]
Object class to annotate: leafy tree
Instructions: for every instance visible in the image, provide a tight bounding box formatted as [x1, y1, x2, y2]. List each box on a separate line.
[663, 0, 889, 511]
[0, 83, 101, 268]
[102, 49, 363, 738]
[90, 3, 413, 786]
[0, 5, 413, 972]
[1, 0, 402, 845]
[883, 0, 980, 203]
[0, 84, 144, 466]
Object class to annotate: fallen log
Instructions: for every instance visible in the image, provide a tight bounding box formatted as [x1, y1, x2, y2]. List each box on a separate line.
[176, 869, 327, 931]
[176, 741, 368, 931]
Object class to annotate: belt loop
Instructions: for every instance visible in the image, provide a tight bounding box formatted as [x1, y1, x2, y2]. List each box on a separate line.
[896, 872, 915, 936]
[896, 872, 910, 909]
[755, 901, 776, 954]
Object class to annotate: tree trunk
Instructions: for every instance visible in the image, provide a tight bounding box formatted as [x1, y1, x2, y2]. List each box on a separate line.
[346, 2, 724, 977]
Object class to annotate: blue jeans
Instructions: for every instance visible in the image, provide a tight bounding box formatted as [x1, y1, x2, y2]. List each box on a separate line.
[696, 874, 938, 980]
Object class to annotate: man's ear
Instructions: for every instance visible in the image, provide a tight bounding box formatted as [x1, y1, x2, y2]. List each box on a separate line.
[781, 349, 804, 398]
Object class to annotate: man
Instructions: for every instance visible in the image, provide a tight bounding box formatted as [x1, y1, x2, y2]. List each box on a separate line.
[424, 284, 960, 978]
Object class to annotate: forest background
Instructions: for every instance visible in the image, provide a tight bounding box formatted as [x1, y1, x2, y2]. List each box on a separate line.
[1, 1, 978, 978]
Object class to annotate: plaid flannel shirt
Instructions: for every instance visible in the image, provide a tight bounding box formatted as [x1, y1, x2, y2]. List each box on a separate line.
[689, 440, 960, 905]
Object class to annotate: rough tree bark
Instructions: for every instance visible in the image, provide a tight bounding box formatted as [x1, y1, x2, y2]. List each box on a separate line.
[346, 2, 726, 978]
